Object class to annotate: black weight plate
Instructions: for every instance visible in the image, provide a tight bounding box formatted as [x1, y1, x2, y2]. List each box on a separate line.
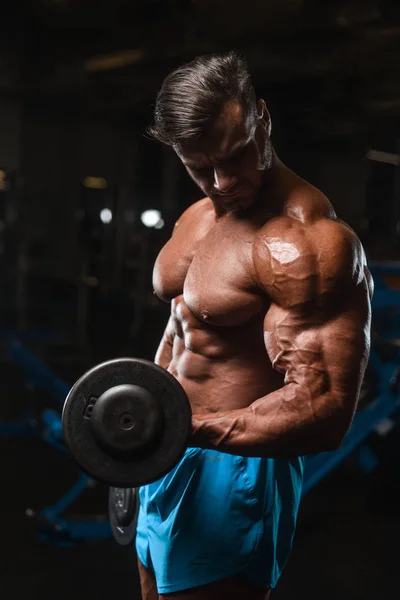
[110, 486, 136, 527]
[109, 487, 138, 546]
[62, 358, 192, 487]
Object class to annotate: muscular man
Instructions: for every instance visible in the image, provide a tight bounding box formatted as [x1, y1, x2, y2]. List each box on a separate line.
[136, 51, 372, 599]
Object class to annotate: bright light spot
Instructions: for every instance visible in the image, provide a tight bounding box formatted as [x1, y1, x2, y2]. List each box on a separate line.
[267, 239, 300, 264]
[100, 208, 113, 224]
[83, 176, 108, 189]
[141, 209, 162, 228]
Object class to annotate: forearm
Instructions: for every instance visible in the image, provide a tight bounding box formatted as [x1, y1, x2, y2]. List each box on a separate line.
[190, 383, 351, 458]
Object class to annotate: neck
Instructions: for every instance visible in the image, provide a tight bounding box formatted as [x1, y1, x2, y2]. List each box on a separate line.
[260, 149, 283, 187]
[251, 152, 286, 213]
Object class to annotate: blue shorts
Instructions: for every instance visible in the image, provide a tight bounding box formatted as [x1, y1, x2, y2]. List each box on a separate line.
[136, 447, 304, 595]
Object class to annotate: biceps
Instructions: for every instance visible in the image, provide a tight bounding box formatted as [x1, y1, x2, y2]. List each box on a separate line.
[267, 313, 328, 395]
[266, 298, 370, 404]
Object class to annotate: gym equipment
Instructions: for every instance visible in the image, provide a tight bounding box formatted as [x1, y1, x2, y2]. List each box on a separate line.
[303, 262, 400, 493]
[62, 357, 191, 544]
[109, 487, 138, 546]
[62, 358, 192, 487]
[7, 340, 112, 544]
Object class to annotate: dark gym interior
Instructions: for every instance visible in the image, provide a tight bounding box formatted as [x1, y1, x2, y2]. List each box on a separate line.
[1, 1, 400, 598]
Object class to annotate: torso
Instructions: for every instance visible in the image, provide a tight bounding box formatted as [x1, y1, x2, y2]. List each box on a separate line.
[153, 167, 336, 415]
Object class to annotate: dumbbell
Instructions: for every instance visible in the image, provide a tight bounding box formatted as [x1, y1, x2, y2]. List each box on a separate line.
[62, 358, 192, 544]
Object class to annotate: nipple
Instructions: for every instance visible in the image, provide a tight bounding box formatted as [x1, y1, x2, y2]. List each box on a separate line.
[201, 311, 211, 321]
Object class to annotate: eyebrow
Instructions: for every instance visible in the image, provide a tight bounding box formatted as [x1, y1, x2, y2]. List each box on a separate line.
[183, 141, 248, 169]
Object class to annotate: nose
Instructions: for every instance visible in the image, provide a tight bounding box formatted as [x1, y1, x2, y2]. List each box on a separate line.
[213, 167, 238, 194]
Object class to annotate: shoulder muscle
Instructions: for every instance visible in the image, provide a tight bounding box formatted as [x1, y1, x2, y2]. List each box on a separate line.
[253, 216, 369, 311]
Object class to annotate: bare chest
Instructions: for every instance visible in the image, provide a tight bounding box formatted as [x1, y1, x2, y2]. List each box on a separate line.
[153, 219, 267, 327]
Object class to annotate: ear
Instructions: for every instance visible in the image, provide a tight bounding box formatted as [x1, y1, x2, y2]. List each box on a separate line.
[257, 99, 271, 137]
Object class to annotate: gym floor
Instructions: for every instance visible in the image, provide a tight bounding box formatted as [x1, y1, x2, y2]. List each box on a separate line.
[1, 360, 399, 600]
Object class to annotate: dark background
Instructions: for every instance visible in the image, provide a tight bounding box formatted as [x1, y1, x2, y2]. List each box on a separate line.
[1, 1, 400, 598]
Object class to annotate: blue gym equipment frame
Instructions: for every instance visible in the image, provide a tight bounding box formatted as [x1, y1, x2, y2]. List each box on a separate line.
[303, 262, 400, 494]
[6, 341, 111, 544]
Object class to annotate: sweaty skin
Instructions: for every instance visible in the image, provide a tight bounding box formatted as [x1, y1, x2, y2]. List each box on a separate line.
[152, 102, 372, 459]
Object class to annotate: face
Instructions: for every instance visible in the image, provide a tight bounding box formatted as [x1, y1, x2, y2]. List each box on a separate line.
[175, 99, 272, 214]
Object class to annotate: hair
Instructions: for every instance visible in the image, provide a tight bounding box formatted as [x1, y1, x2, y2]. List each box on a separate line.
[148, 50, 257, 146]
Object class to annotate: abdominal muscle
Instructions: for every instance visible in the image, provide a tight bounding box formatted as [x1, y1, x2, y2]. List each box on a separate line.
[166, 313, 284, 415]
